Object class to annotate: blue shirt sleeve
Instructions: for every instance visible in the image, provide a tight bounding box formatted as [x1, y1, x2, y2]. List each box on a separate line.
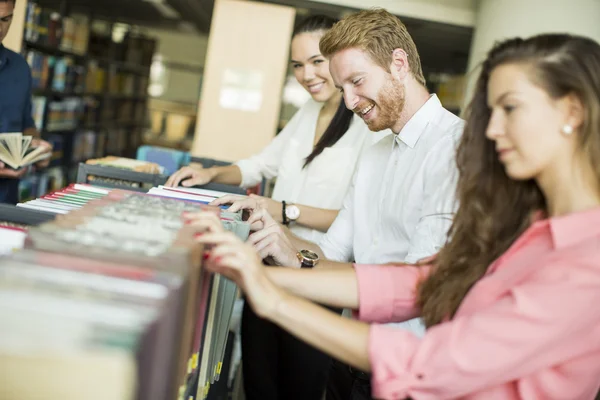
[21, 70, 36, 131]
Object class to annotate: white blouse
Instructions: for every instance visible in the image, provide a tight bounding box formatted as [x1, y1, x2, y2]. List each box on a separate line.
[236, 98, 389, 244]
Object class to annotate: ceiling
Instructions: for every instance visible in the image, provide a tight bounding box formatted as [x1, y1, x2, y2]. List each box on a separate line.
[409, 0, 477, 9]
[33, 0, 473, 74]
[32, 0, 214, 32]
[262, 0, 474, 74]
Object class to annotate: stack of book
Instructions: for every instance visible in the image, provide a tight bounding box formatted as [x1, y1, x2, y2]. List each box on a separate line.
[1, 183, 250, 399]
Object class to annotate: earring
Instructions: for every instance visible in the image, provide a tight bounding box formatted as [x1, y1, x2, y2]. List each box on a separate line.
[562, 124, 574, 135]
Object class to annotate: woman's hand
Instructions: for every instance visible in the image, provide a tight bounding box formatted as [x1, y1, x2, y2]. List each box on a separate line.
[186, 211, 285, 318]
[166, 164, 215, 187]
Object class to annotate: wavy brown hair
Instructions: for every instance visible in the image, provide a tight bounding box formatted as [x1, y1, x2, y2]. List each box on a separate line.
[417, 34, 600, 328]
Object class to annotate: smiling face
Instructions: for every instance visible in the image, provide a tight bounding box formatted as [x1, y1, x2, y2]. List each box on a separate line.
[329, 47, 405, 132]
[0, 1, 14, 44]
[290, 31, 337, 103]
[485, 63, 581, 181]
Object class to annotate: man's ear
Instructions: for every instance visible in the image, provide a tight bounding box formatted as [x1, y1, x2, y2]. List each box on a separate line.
[390, 48, 410, 79]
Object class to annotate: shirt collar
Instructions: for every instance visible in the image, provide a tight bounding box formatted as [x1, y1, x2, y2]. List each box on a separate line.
[0, 44, 7, 71]
[546, 206, 600, 249]
[395, 94, 442, 148]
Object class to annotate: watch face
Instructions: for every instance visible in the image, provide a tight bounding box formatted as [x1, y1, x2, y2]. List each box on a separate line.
[299, 249, 318, 261]
[286, 205, 300, 220]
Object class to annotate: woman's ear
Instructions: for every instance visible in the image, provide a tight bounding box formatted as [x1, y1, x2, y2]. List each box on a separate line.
[563, 93, 585, 132]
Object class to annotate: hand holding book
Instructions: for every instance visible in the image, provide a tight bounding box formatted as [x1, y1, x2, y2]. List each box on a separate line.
[30, 138, 53, 169]
[0, 133, 53, 171]
[0, 161, 28, 178]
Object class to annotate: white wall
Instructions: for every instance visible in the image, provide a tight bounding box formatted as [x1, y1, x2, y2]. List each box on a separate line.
[461, 0, 600, 108]
[467, 0, 600, 76]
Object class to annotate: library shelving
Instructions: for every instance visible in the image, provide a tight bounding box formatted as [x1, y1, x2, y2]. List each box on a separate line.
[18, 1, 157, 202]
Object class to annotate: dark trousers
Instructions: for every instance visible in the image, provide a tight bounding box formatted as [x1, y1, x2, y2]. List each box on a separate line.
[326, 359, 374, 400]
[241, 301, 334, 400]
[0, 178, 19, 204]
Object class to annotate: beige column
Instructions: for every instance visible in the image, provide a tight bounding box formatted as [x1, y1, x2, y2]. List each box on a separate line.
[3, 0, 27, 52]
[191, 0, 296, 162]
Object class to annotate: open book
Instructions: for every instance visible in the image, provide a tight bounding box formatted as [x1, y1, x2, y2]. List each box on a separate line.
[0, 133, 51, 169]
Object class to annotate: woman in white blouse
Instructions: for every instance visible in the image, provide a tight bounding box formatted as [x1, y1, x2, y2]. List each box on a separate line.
[166, 18, 386, 246]
[166, 15, 386, 400]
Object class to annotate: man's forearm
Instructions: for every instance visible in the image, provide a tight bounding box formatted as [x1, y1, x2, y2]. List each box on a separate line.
[284, 225, 324, 257]
[281, 226, 353, 269]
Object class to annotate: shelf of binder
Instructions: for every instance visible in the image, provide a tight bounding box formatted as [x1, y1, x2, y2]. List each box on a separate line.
[3, 184, 250, 400]
[75, 161, 247, 196]
[76, 162, 166, 192]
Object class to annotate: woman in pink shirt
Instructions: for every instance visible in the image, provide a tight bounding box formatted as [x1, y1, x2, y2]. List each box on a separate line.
[190, 33, 600, 399]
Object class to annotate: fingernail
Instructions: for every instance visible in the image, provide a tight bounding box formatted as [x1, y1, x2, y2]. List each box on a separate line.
[194, 232, 204, 238]
[185, 220, 193, 225]
[202, 251, 210, 260]
[215, 256, 222, 262]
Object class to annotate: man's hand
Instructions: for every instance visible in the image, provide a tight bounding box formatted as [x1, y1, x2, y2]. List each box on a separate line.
[0, 162, 27, 178]
[247, 209, 301, 268]
[211, 194, 282, 222]
[31, 138, 53, 169]
[165, 165, 215, 187]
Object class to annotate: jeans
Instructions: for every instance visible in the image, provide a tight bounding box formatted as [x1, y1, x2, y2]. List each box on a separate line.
[326, 359, 373, 400]
[241, 301, 338, 400]
[0, 178, 19, 204]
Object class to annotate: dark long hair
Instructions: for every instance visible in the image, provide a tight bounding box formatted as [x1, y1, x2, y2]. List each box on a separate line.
[293, 15, 355, 168]
[417, 34, 600, 328]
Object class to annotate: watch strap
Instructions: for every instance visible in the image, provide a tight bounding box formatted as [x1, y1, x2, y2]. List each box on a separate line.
[282, 201, 289, 226]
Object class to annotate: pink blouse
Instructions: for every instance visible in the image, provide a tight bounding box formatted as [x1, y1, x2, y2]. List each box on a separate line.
[355, 207, 600, 399]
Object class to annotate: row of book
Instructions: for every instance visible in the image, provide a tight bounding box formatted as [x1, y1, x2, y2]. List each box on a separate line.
[24, 2, 156, 67]
[1, 181, 251, 399]
[24, 2, 90, 54]
[45, 97, 85, 132]
[25, 50, 86, 92]
[25, 49, 146, 99]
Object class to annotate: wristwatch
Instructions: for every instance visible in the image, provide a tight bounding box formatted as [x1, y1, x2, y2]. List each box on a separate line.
[286, 204, 300, 224]
[282, 202, 300, 226]
[296, 249, 319, 269]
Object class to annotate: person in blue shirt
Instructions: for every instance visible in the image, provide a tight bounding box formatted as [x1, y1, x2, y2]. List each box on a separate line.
[0, 0, 52, 204]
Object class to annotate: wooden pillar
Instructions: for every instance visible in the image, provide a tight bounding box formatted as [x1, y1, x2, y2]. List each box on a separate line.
[3, 0, 27, 52]
[191, 0, 296, 162]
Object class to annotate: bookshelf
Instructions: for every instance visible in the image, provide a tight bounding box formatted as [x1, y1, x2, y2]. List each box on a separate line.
[18, 1, 156, 202]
